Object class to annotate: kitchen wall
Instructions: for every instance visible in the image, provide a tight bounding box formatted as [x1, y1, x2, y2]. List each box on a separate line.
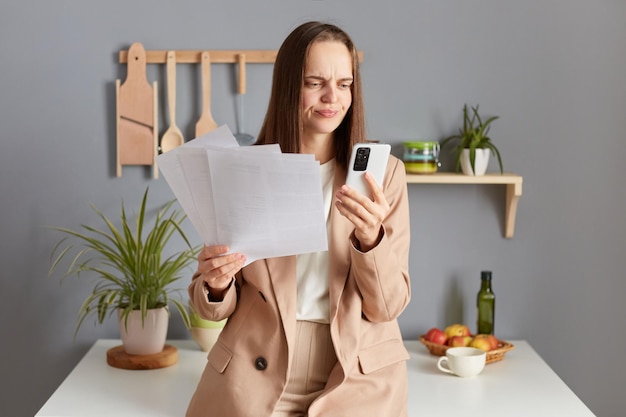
[1, 1, 624, 416]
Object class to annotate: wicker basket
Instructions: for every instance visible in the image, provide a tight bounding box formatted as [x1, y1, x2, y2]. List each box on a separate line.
[418, 335, 514, 364]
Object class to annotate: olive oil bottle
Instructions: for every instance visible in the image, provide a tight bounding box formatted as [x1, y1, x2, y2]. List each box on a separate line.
[477, 271, 495, 334]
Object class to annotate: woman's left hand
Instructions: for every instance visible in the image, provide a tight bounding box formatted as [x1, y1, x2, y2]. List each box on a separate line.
[335, 172, 390, 252]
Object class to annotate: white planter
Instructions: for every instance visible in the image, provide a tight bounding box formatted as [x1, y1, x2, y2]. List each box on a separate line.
[189, 315, 226, 352]
[118, 307, 169, 355]
[460, 148, 491, 176]
[190, 326, 224, 352]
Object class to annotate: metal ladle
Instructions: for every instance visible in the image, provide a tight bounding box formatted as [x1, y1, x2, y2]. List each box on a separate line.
[234, 54, 256, 146]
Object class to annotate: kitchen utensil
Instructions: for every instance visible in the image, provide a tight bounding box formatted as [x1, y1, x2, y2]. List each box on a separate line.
[116, 42, 158, 178]
[195, 51, 218, 137]
[234, 53, 255, 146]
[160, 51, 184, 153]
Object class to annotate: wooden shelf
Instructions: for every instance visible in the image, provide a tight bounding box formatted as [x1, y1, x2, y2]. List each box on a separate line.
[406, 172, 523, 239]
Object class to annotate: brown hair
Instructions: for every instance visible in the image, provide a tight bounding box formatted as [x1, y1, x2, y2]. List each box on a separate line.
[256, 21, 365, 169]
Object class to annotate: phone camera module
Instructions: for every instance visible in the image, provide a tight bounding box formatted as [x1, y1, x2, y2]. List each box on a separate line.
[353, 147, 370, 171]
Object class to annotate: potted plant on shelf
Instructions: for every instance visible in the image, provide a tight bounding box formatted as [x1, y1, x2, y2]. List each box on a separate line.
[49, 187, 199, 355]
[440, 104, 503, 176]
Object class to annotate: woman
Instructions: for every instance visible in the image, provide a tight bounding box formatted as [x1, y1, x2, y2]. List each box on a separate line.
[186, 21, 411, 417]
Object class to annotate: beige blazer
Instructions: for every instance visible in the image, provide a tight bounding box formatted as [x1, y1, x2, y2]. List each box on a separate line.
[187, 156, 411, 417]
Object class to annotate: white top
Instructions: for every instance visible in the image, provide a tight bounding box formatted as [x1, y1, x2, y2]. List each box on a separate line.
[295, 159, 334, 323]
[35, 340, 597, 417]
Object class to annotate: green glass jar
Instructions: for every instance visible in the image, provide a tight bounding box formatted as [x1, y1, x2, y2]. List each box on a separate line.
[403, 141, 440, 174]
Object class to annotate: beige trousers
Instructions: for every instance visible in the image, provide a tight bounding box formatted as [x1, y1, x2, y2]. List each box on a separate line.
[271, 321, 337, 417]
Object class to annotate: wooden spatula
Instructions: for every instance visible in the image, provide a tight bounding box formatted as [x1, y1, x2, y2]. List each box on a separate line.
[160, 51, 184, 153]
[195, 51, 218, 137]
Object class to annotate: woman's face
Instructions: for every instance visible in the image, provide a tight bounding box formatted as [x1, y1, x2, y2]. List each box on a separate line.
[301, 41, 353, 139]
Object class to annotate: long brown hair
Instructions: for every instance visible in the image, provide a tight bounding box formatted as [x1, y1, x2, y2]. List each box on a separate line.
[256, 21, 365, 170]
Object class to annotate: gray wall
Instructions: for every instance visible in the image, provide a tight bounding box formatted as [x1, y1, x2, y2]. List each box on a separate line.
[1, 1, 624, 416]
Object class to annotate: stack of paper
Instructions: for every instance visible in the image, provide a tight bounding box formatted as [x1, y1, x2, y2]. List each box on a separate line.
[156, 125, 328, 266]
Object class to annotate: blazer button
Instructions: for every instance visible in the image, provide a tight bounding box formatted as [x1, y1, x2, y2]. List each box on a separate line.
[255, 357, 268, 371]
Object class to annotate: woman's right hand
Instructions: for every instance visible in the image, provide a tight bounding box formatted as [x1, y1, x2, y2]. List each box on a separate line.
[197, 245, 246, 293]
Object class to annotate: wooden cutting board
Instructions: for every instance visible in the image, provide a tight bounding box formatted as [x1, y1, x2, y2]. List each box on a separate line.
[106, 344, 178, 370]
[116, 42, 158, 178]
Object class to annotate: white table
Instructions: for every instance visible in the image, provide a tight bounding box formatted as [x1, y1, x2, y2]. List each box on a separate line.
[405, 340, 595, 416]
[36, 339, 595, 417]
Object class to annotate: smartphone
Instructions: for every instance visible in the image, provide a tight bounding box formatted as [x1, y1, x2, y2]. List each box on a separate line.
[345, 143, 391, 199]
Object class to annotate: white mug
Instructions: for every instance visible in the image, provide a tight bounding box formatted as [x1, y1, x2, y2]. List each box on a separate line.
[437, 347, 486, 377]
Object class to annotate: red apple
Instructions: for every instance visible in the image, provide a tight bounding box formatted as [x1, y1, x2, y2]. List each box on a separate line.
[486, 334, 500, 350]
[448, 335, 472, 347]
[444, 323, 471, 339]
[424, 327, 447, 345]
[470, 334, 500, 351]
[469, 335, 492, 351]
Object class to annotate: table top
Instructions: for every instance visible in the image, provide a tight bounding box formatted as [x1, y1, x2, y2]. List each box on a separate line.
[35, 339, 595, 417]
[405, 340, 594, 416]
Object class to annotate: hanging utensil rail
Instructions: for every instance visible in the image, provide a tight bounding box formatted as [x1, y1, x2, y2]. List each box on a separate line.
[119, 50, 278, 64]
[114, 47, 363, 176]
[119, 49, 363, 64]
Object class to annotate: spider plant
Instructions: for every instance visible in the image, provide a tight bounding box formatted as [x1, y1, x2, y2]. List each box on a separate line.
[49, 187, 199, 337]
[440, 104, 503, 174]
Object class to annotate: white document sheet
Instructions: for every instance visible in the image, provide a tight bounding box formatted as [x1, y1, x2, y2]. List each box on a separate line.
[157, 125, 328, 265]
[156, 125, 239, 238]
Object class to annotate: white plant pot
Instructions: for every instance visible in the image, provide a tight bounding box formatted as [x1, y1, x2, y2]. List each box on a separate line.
[190, 326, 224, 352]
[189, 310, 226, 352]
[118, 307, 169, 355]
[460, 148, 490, 176]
